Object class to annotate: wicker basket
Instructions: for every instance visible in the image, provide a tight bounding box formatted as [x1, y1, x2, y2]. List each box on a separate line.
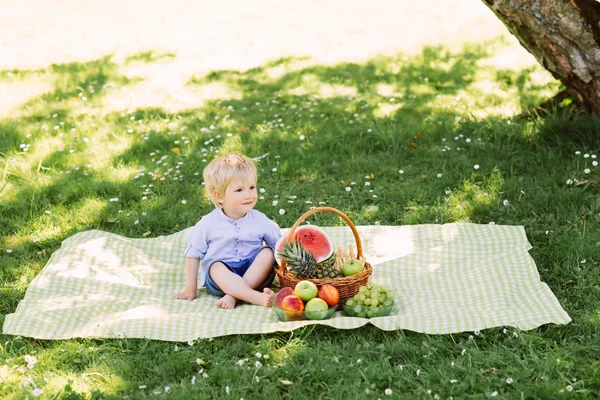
[274, 206, 372, 306]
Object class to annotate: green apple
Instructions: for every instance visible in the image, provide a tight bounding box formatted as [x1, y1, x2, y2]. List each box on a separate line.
[341, 258, 364, 276]
[294, 280, 318, 302]
[304, 298, 330, 320]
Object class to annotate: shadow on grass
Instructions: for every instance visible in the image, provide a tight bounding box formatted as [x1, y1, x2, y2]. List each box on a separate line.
[1, 55, 143, 114]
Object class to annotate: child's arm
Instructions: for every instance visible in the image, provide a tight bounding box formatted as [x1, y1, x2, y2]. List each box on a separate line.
[263, 217, 282, 249]
[172, 257, 201, 301]
[174, 218, 209, 300]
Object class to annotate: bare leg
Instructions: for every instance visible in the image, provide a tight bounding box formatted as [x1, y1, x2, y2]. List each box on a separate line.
[242, 247, 275, 289]
[209, 261, 274, 309]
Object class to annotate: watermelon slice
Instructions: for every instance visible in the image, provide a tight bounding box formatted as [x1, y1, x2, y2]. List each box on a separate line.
[275, 225, 334, 265]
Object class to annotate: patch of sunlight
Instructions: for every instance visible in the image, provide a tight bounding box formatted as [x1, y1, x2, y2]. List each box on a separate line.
[219, 133, 243, 154]
[318, 83, 357, 98]
[99, 61, 243, 113]
[7, 136, 69, 178]
[480, 37, 539, 70]
[368, 233, 416, 265]
[471, 79, 508, 97]
[285, 73, 321, 96]
[196, 81, 243, 100]
[444, 172, 503, 221]
[471, 102, 520, 119]
[410, 83, 436, 97]
[0, 365, 24, 385]
[465, 80, 521, 117]
[87, 130, 135, 169]
[215, 117, 238, 131]
[265, 63, 287, 80]
[377, 83, 399, 97]
[373, 103, 403, 118]
[287, 85, 311, 97]
[0, 79, 53, 117]
[264, 58, 315, 81]
[0, 181, 14, 204]
[284, 74, 357, 98]
[272, 337, 307, 366]
[9, 126, 134, 179]
[430, 83, 520, 118]
[530, 69, 555, 86]
[40, 371, 124, 399]
[102, 165, 139, 183]
[0, 366, 10, 382]
[2, 1, 510, 72]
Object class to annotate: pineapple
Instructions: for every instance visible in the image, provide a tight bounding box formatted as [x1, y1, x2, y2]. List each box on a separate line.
[314, 260, 343, 279]
[278, 241, 318, 279]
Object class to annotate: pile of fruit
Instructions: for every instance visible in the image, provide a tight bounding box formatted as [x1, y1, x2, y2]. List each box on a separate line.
[342, 284, 395, 318]
[276, 225, 365, 279]
[273, 281, 339, 321]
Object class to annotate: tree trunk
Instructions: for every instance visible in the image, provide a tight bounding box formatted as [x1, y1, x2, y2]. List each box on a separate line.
[482, 0, 600, 114]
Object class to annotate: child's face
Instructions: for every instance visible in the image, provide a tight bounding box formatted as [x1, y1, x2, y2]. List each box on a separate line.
[214, 176, 258, 219]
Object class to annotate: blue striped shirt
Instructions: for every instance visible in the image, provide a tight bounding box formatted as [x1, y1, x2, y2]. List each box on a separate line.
[184, 208, 281, 287]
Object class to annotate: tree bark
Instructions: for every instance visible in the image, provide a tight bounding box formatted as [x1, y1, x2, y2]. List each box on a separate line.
[482, 0, 600, 114]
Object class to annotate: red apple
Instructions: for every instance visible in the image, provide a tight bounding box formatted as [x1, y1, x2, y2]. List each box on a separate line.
[318, 284, 339, 307]
[280, 295, 304, 311]
[274, 287, 294, 308]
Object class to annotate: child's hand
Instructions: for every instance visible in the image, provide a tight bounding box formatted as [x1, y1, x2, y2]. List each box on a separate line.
[172, 288, 197, 301]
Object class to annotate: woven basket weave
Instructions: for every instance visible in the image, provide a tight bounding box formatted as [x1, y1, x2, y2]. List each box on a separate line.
[274, 207, 372, 306]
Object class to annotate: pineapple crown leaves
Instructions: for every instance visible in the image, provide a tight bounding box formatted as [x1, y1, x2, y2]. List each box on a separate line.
[277, 240, 318, 264]
[278, 240, 342, 279]
[277, 240, 319, 279]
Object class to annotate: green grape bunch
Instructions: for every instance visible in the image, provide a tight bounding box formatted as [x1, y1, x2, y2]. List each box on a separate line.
[343, 283, 395, 318]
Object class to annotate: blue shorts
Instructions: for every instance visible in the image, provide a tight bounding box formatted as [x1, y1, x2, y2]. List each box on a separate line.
[204, 247, 276, 298]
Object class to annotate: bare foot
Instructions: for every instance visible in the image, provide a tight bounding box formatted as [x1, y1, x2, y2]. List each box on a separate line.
[216, 294, 237, 309]
[262, 288, 275, 307]
[238, 287, 275, 307]
[217, 288, 275, 308]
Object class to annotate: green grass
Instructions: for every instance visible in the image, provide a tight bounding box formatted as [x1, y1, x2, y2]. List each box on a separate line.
[2, 37, 600, 399]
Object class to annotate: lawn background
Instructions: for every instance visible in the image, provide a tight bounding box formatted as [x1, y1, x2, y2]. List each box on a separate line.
[2, 1, 600, 399]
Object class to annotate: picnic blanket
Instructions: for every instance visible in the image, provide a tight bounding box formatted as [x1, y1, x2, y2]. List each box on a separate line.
[2, 224, 570, 341]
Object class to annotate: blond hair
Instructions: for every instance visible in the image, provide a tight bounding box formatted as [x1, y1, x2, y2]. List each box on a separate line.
[203, 152, 257, 207]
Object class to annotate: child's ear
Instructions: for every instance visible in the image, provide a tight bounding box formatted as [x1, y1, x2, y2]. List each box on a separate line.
[213, 190, 224, 205]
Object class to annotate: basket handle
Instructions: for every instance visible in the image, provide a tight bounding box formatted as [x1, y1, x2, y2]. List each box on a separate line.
[285, 207, 363, 258]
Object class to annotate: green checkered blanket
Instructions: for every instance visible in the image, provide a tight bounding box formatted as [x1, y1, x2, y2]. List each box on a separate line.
[2, 224, 570, 341]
